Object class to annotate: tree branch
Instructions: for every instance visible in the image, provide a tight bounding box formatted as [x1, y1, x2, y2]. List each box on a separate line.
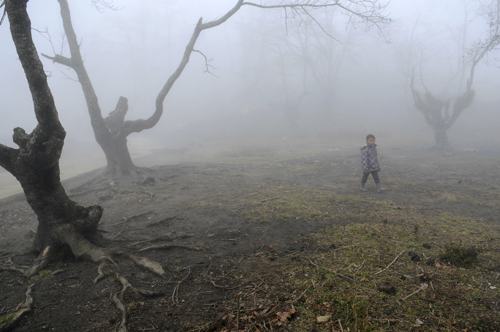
[55, 0, 110, 145]
[41, 53, 74, 68]
[0, 143, 17, 174]
[6, 0, 62, 134]
[242, 0, 391, 36]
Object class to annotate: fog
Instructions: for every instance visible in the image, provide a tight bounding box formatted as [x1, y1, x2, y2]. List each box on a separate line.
[1, 0, 500, 180]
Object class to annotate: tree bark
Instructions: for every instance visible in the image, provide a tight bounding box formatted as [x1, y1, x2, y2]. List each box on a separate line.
[3, 0, 103, 257]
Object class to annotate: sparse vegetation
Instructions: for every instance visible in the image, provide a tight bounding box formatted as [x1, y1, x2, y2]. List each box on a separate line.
[0, 315, 13, 325]
[439, 242, 482, 268]
[1, 139, 500, 331]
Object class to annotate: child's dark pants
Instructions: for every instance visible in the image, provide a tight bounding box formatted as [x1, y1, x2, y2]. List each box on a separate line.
[361, 171, 380, 184]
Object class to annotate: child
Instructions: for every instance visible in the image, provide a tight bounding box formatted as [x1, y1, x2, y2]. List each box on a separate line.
[360, 134, 385, 192]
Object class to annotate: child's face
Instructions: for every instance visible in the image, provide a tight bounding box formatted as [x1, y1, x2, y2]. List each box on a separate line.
[367, 138, 375, 146]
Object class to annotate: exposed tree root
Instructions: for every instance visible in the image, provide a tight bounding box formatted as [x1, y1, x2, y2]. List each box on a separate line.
[138, 243, 202, 252]
[111, 273, 165, 332]
[94, 261, 113, 285]
[112, 274, 130, 332]
[172, 267, 191, 304]
[0, 284, 34, 332]
[55, 224, 116, 265]
[127, 254, 166, 277]
[128, 232, 194, 247]
[24, 246, 51, 277]
[0, 247, 51, 278]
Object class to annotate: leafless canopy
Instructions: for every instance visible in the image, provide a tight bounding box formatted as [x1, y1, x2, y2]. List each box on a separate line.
[41, 0, 390, 174]
[409, 0, 500, 150]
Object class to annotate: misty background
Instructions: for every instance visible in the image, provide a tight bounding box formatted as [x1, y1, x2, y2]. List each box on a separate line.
[1, 0, 499, 186]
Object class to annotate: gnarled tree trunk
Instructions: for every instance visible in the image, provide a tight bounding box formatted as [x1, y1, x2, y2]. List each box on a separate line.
[1, 0, 104, 266]
[410, 75, 474, 152]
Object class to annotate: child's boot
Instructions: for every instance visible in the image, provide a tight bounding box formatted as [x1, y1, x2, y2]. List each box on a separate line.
[360, 183, 368, 191]
[376, 183, 385, 192]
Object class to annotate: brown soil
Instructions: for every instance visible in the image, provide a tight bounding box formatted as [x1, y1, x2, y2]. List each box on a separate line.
[0, 137, 499, 331]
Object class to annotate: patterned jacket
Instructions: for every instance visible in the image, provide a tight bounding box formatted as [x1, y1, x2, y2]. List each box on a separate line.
[360, 144, 380, 174]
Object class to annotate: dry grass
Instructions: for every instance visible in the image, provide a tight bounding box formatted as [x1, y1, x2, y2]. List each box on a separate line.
[218, 184, 500, 331]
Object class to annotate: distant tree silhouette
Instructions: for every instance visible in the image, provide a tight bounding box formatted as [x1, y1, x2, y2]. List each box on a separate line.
[410, 0, 500, 151]
[44, 0, 390, 175]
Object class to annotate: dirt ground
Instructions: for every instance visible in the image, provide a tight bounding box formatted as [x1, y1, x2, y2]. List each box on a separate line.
[0, 136, 499, 331]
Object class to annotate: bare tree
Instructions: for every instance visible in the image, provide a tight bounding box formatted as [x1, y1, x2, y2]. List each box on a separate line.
[0, 0, 105, 276]
[43, 0, 390, 176]
[410, 0, 500, 151]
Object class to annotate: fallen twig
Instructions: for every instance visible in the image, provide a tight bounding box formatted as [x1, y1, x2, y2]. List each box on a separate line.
[261, 196, 281, 203]
[292, 283, 312, 304]
[0, 283, 34, 332]
[307, 258, 356, 283]
[402, 283, 428, 301]
[374, 250, 405, 275]
[209, 279, 241, 290]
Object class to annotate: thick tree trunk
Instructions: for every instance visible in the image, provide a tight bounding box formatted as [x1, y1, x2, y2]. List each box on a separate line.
[102, 135, 136, 175]
[432, 125, 451, 152]
[2, 0, 104, 260]
[16, 159, 102, 252]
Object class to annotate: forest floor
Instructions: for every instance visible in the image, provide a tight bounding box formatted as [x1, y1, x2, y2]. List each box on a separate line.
[0, 136, 499, 332]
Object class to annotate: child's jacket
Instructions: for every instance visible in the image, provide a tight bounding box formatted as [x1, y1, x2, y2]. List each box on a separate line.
[360, 144, 380, 174]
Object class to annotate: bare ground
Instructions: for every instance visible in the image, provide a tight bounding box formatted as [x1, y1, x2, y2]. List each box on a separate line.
[0, 136, 499, 331]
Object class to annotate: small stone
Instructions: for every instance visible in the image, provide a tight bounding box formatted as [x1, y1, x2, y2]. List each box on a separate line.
[416, 318, 423, 325]
[316, 315, 331, 323]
